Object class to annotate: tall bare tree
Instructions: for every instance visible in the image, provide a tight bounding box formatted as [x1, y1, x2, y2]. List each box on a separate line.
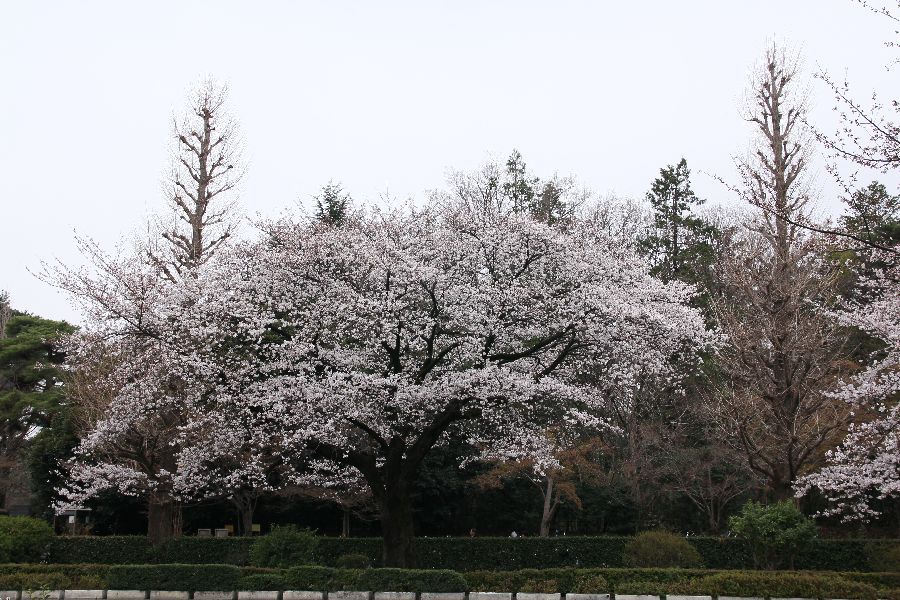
[150, 80, 244, 279]
[46, 80, 245, 544]
[713, 46, 852, 500]
[0, 291, 10, 339]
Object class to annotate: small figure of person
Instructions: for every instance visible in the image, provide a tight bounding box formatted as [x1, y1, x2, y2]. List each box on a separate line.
[469, 527, 477, 538]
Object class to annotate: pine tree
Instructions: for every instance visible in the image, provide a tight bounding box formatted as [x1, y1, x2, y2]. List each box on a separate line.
[640, 158, 716, 285]
[840, 181, 900, 247]
[315, 181, 352, 226]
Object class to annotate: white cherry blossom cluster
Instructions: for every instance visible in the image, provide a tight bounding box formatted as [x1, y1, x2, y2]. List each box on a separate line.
[796, 250, 900, 520]
[55, 199, 715, 509]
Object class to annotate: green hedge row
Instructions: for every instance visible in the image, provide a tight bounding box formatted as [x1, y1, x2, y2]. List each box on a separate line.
[1, 564, 898, 597]
[45, 535, 900, 572]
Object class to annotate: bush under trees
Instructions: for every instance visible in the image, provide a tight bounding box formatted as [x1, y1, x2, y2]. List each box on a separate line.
[729, 500, 818, 569]
[621, 530, 704, 568]
[0, 516, 53, 563]
[249, 526, 319, 568]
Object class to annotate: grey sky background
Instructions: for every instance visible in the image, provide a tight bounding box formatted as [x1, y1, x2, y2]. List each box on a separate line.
[1, 1, 894, 324]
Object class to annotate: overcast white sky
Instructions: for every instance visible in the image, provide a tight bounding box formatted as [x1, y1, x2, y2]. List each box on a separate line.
[1, 1, 894, 323]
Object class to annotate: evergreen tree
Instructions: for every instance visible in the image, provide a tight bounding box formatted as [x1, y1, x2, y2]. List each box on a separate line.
[501, 150, 575, 224]
[640, 158, 715, 284]
[0, 309, 74, 510]
[840, 181, 900, 247]
[315, 181, 352, 226]
[502, 150, 538, 214]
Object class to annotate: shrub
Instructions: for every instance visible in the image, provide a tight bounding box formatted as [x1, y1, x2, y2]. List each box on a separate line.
[697, 571, 879, 600]
[464, 570, 520, 592]
[464, 569, 606, 593]
[0, 516, 54, 563]
[729, 500, 817, 569]
[47, 536, 152, 564]
[621, 531, 703, 568]
[569, 573, 609, 594]
[613, 579, 671, 595]
[284, 565, 336, 591]
[519, 578, 559, 593]
[106, 564, 241, 591]
[843, 572, 900, 590]
[335, 553, 371, 569]
[0, 574, 106, 591]
[155, 537, 253, 566]
[284, 566, 466, 593]
[29, 535, 900, 572]
[250, 526, 318, 568]
[868, 544, 900, 573]
[237, 572, 285, 590]
[356, 568, 467, 592]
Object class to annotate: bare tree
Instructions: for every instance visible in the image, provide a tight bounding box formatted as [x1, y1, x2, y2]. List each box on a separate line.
[0, 291, 10, 339]
[473, 437, 607, 537]
[713, 46, 853, 500]
[45, 80, 245, 545]
[150, 80, 244, 279]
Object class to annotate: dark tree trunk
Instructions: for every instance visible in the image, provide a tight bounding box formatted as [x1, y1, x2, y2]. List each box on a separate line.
[539, 476, 558, 538]
[341, 507, 351, 538]
[240, 502, 254, 536]
[147, 497, 181, 545]
[379, 476, 416, 568]
[233, 492, 257, 536]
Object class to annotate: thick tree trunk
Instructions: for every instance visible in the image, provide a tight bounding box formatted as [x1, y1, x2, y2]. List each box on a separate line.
[379, 478, 416, 568]
[539, 476, 555, 537]
[233, 492, 257, 536]
[147, 497, 181, 545]
[240, 502, 254, 536]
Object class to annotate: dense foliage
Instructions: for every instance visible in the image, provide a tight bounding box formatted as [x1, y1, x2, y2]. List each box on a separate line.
[249, 526, 319, 568]
[621, 530, 704, 568]
[0, 563, 897, 598]
[729, 500, 818, 569]
[0, 515, 53, 563]
[39, 535, 900, 572]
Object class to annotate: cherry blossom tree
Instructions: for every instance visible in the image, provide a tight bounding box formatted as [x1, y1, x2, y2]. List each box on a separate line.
[45, 79, 245, 544]
[184, 198, 714, 566]
[794, 2, 900, 521]
[796, 252, 899, 520]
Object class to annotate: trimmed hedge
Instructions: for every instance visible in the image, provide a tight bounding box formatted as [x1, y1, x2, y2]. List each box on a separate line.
[153, 537, 254, 565]
[43, 535, 900, 572]
[237, 572, 285, 590]
[47, 536, 152, 564]
[465, 568, 610, 593]
[106, 564, 242, 591]
[284, 566, 467, 592]
[0, 563, 108, 591]
[695, 571, 882, 600]
[0, 564, 898, 598]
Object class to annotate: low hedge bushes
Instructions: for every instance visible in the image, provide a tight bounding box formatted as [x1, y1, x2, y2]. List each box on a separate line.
[1, 563, 897, 598]
[237, 572, 286, 591]
[106, 564, 242, 591]
[0, 563, 108, 590]
[465, 568, 610, 593]
[696, 571, 882, 600]
[44, 534, 900, 571]
[46, 535, 153, 564]
[284, 566, 467, 592]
